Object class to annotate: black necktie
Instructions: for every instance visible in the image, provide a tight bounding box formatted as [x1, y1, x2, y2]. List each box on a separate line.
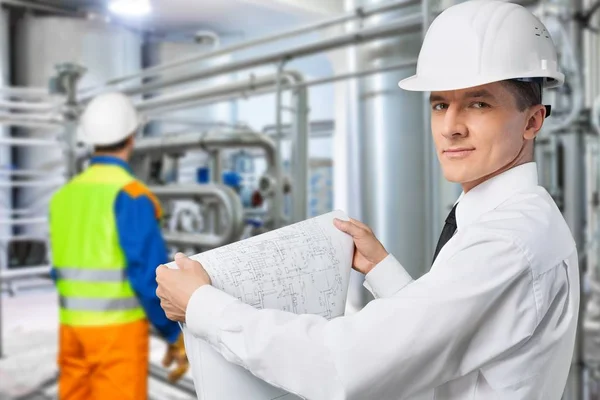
[432, 204, 458, 265]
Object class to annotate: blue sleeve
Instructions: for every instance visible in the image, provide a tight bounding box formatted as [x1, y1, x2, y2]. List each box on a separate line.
[115, 190, 181, 344]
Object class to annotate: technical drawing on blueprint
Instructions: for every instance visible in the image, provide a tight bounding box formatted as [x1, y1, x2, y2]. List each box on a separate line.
[194, 209, 353, 318]
[167, 210, 355, 400]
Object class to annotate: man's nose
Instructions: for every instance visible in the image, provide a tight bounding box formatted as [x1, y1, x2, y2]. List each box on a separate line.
[441, 107, 468, 139]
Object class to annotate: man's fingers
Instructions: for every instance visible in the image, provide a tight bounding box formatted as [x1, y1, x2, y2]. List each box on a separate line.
[349, 218, 373, 233]
[180, 257, 198, 270]
[175, 253, 199, 271]
[157, 290, 172, 306]
[156, 264, 169, 280]
[174, 252, 188, 268]
[334, 218, 364, 238]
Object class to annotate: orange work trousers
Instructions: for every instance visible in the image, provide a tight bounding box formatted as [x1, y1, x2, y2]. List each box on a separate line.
[58, 319, 149, 400]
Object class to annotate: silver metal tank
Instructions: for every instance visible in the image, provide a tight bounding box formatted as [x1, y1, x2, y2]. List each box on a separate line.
[14, 15, 142, 237]
[334, 0, 427, 312]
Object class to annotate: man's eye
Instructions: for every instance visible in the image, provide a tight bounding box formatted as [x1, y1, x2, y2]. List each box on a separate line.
[471, 102, 490, 109]
[432, 103, 447, 111]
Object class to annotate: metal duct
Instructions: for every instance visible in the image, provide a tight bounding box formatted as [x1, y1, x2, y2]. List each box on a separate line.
[14, 15, 142, 237]
[336, 0, 426, 312]
[150, 184, 245, 248]
[134, 131, 277, 169]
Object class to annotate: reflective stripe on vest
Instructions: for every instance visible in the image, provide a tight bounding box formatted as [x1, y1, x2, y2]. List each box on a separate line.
[59, 296, 141, 312]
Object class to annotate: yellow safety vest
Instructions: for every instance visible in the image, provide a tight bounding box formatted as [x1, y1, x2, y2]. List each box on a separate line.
[49, 164, 147, 326]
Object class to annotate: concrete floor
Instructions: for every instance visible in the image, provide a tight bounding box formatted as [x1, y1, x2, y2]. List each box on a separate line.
[0, 282, 196, 400]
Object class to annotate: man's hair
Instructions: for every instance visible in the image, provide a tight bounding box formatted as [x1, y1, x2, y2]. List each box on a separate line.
[93, 136, 131, 153]
[501, 80, 543, 111]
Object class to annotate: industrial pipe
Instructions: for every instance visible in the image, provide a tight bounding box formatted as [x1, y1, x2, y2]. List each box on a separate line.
[0, 217, 47, 225]
[146, 118, 248, 130]
[162, 232, 229, 248]
[0, 265, 51, 281]
[134, 130, 277, 169]
[0, 169, 64, 178]
[286, 71, 309, 224]
[262, 120, 334, 138]
[150, 184, 245, 248]
[80, 0, 420, 94]
[0, 179, 63, 188]
[138, 59, 417, 116]
[543, 19, 585, 134]
[0, 137, 61, 147]
[112, 13, 421, 97]
[0, 86, 55, 99]
[0, 234, 47, 241]
[0, 112, 63, 128]
[0, 100, 61, 112]
[136, 74, 290, 114]
[1, 208, 35, 216]
[593, 95, 600, 136]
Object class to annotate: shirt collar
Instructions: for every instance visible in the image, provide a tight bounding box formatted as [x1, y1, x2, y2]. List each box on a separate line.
[89, 155, 133, 174]
[455, 162, 539, 229]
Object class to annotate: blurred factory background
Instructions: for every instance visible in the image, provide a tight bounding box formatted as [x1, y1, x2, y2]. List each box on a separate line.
[0, 0, 598, 399]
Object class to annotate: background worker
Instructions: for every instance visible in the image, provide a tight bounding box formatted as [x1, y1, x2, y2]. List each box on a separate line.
[49, 91, 188, 400]
[156, 1, 579, 399]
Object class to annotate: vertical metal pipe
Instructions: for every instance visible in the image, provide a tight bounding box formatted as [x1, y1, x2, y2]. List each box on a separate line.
[273, 61, 286, 228]
[562, 0, 586, 396]
[421, 0, 436, 265]
[0, 8, 10, 360]
[290, 84, 309, 223]
[562, 131, 586, 400]
[210, 150, 222, 235]
[342, 0, 369, 313]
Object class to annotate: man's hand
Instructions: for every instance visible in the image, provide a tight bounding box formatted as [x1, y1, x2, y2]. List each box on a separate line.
[162, 332, 189, 383]
[334, 218, 388, 275]
[156, 252, 212, 322]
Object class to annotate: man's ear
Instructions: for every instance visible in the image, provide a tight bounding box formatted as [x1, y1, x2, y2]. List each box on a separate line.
[524, 105, 546, 140]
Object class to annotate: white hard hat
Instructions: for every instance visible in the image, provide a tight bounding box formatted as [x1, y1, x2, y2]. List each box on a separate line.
[78, 92, 141, 146]
[399, 0, 565, 92]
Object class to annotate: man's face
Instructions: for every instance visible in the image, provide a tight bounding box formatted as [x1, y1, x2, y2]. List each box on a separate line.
[429, 82, 544, 190]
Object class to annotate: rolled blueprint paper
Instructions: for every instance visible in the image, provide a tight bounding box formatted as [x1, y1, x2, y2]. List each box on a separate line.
[166, 210, 354, 400]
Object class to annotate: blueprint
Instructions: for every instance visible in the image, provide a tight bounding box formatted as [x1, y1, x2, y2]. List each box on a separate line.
[167, 210, 354, 400]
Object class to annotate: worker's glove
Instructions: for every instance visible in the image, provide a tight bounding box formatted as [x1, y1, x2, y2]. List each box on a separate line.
[162, 333, 189, 383]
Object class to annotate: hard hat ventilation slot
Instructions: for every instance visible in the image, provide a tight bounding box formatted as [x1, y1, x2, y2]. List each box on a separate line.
[534, 26, 550, 38]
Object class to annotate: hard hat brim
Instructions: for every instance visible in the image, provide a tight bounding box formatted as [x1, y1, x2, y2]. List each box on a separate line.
[398, 71, 565, 92]
[77, 123, 138, 146]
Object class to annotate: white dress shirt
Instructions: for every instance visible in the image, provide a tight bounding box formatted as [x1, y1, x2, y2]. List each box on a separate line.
[184, 162, 579, 400]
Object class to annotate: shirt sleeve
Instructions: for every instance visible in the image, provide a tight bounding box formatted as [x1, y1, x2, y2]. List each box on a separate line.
[115, 187, 181, 344]
[184, 227, 538, 399]
[362, 254, 414, 298]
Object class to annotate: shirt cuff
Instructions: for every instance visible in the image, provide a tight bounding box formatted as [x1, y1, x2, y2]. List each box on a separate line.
[363, 254, 414, 298]
[185, 285, 240, 345]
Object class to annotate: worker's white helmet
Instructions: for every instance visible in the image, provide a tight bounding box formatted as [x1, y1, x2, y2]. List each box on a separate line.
[78, 92, 141, 146]
[398, 0, 564, 92]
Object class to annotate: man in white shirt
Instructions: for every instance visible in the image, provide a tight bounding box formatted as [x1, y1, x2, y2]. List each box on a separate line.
[155, 0, 580, 399]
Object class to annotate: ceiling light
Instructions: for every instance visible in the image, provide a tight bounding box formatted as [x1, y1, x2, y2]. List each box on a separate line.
[108, 0, 152, 16]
